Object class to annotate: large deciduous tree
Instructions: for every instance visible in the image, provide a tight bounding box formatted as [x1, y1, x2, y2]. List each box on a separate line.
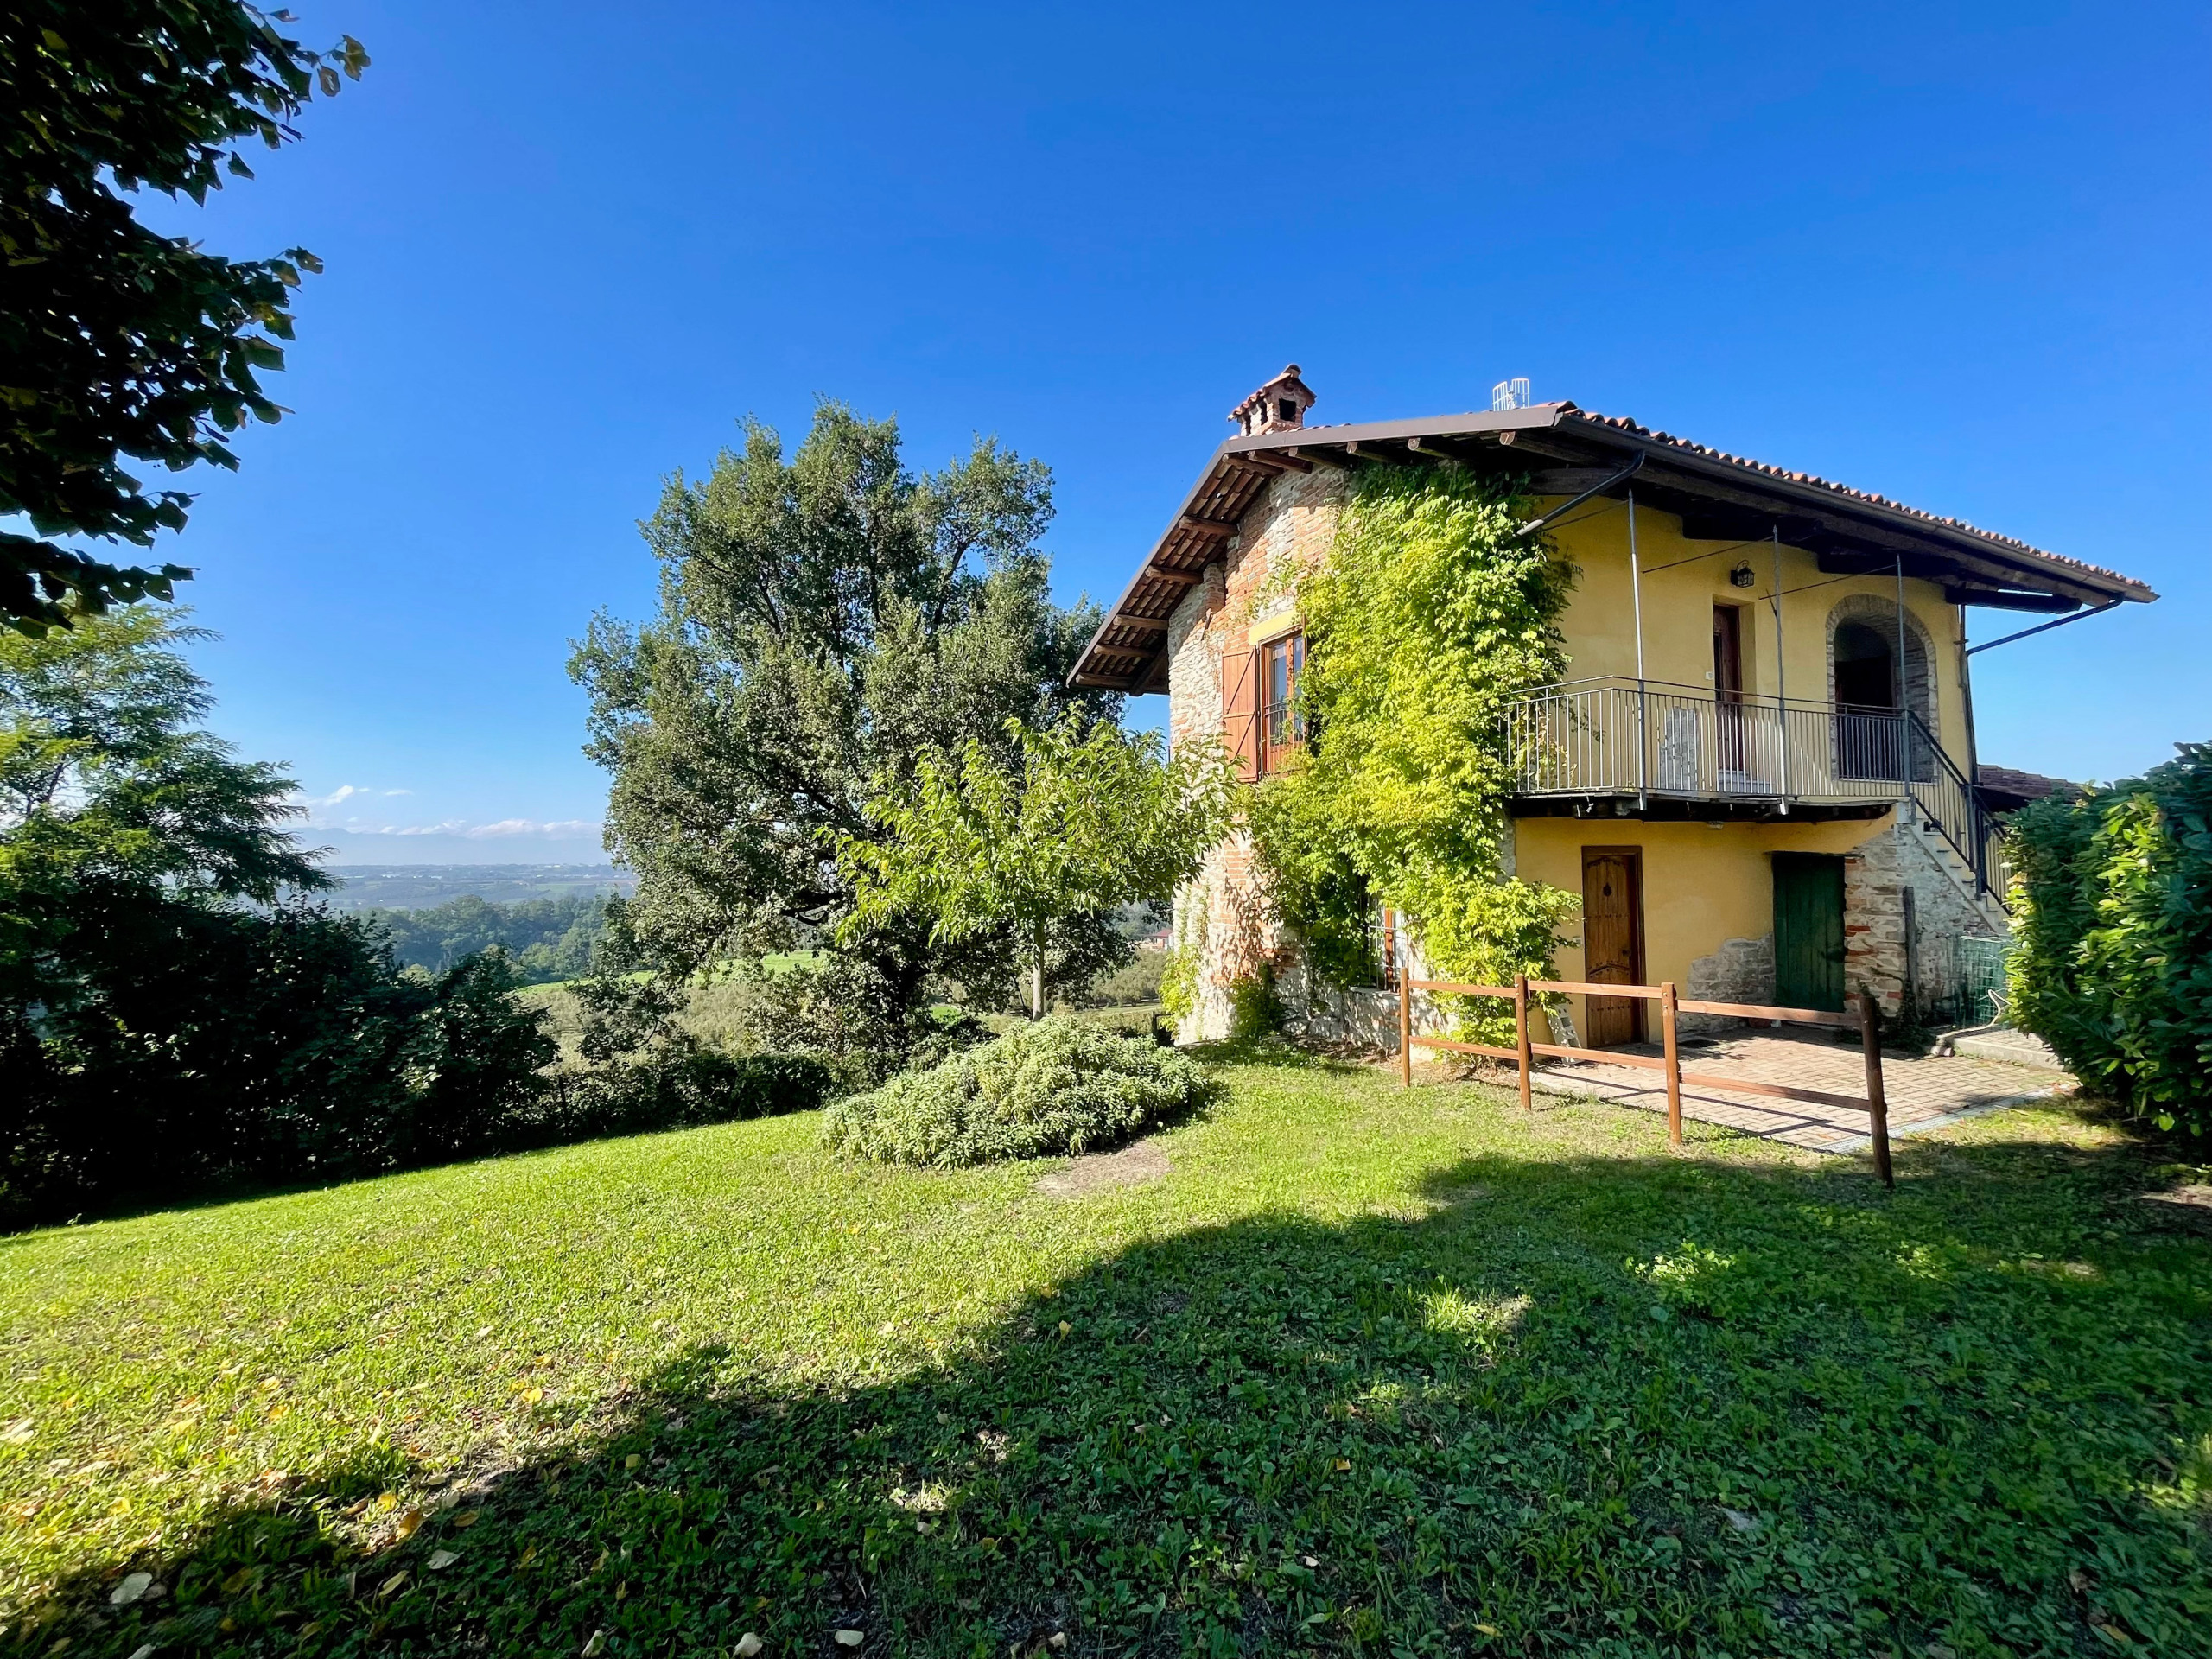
[569, 403, 1121, 1058]
[1, 3, 366, 632]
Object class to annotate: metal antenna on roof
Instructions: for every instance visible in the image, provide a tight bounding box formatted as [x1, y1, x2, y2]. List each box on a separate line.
[1491, 378, 1532, 412]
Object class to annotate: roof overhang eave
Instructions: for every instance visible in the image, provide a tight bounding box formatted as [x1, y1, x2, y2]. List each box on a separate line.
[1068, 402, 2155, 691]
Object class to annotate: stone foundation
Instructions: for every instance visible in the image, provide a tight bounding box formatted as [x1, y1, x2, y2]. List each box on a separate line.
[1684, 933, 1776, 1033]
[1841, 813, 2005, 1018]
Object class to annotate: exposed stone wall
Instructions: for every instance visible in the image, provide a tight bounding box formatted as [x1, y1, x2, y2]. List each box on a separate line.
[1841, 815, 2004, 1018]
[1684, 934, 1775, 1033]
[1165, 467, 1345, 1042]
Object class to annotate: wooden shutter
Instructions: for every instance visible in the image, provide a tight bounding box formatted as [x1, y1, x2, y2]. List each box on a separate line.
[1221, 647, 1260, 783]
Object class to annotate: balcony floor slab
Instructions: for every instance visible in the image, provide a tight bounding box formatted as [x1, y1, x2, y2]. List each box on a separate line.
[1509, 794, 1893, 823]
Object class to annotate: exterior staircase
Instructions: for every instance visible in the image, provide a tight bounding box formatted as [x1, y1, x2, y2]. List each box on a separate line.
[1909, 805, 2012, 935]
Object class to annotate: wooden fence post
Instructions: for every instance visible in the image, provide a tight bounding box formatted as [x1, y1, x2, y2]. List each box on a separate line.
[1859, 991, 1894, 1189]
[1514, 973, 1534, 1111]
[1661, 981, 1682, 1146]
[1398, 969, 1413, 1088]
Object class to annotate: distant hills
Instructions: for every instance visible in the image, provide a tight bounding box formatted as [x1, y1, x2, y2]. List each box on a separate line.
[320, 863, 636, 912]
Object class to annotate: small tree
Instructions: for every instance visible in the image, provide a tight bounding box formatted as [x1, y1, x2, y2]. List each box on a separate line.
[842, 719, 1235, 1018]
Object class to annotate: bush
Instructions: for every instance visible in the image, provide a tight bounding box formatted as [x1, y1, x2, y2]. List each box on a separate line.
[821, 1014, 1214, 1167]
[1, 906, 560, 1224]
[701, 955, 988, 1087]
[2006, 740, 2212, 1137]
[1082, 946, 1166, 1007]
[0, 907, 841, 1229]
[548, 1046, 836, 1142]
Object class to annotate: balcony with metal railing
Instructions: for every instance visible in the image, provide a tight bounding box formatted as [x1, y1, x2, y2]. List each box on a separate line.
[1503, 677, 2011, 906]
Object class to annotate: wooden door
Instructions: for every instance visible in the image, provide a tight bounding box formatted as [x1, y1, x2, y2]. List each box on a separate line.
[1773, 854, 1847, 1012]
[1581, 847, 1645, 1046]
[1712, 603, 1744, 696]
[1713, 604, 1747, 778]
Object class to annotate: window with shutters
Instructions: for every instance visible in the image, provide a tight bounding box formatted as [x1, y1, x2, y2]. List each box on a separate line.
[1222, 631, 1306, 782]
[1220, 646, 1260, 782]
[1258, 632, 1305, 777]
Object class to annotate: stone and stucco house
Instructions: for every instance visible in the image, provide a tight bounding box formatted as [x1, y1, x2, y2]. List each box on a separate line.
[1069, 368, 2156, 1045]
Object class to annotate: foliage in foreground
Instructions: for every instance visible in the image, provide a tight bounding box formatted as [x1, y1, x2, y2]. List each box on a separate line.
[822, 1014, 1212, 1166]
[2006, 739, 2212, 1137]
[1248, 467, 1582, 1039]
[2, 1071, 2205, 1658]
[0, 611, 829, 1224]
[1, 2, 365, 630]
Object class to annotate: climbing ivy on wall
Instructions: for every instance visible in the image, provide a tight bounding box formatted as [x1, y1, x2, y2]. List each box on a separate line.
[1248, 465, 1582, 1038]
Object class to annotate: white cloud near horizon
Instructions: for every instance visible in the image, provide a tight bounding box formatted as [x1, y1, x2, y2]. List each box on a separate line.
[315, 817, 602, 839]
[299, 783, 413, 811]
[294, 787, 598, 841]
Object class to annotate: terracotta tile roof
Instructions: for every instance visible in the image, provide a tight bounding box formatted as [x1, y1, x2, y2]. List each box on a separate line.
[1974, 764, 2082, 809]
[1069, 396, 2156, 690]
[1557, 404, 2145, 593]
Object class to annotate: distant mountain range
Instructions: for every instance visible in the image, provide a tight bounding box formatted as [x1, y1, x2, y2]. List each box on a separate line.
[320, 864, 636, 912]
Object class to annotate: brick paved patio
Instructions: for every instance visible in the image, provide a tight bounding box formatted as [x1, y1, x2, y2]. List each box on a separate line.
[1516, 1027, 2069, 1153]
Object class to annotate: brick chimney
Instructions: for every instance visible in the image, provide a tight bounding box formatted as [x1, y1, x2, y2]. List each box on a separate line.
[1229, 364, 1316, 436]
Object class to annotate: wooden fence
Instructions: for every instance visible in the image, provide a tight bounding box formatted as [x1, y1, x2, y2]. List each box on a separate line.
[1396, 975, 1894, 1187]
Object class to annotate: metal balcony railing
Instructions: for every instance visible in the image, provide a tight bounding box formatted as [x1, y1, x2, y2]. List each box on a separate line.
[1503, 677, 2011, 908]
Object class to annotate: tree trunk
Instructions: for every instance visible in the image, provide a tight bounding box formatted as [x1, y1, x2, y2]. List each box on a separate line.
[1030, 927, 1047, 1020]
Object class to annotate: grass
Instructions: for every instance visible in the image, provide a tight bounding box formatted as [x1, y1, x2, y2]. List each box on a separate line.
[3, 1053, 2208, 1658]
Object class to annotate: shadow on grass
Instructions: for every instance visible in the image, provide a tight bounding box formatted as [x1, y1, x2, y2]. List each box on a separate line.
[22, 1132, 2212, 1659]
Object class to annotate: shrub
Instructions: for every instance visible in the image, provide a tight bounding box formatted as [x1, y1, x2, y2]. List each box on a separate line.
[821, 1014, 1214, 1166]
[1, 906, 560, 1224]
[1158, 946, 1197, 1026]
[2006, 740, 2212, 1137]
[1083, 947, 1166, 1007]
[700, 955, 987, 1088]
[1226, 969, 1284, 1040]
[548, 1046, 836, 1142]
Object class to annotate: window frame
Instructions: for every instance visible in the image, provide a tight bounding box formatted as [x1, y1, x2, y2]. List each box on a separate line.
[1257, 631, 1306, 778]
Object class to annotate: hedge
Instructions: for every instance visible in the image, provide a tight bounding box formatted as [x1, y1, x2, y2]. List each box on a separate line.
[2005, 740, 2212, 1137]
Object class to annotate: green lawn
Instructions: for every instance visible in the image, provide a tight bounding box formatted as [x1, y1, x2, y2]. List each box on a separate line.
[3, 1055, 2208, 1657]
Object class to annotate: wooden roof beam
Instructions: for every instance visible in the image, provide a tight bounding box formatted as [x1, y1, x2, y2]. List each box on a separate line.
[1141, 564, 1208, 589]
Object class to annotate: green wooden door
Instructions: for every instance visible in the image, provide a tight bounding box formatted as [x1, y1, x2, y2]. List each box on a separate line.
[1773, 854, 1847, 1012]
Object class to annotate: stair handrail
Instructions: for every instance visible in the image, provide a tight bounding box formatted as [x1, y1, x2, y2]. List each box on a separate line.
[1905, 710, 2009, 911]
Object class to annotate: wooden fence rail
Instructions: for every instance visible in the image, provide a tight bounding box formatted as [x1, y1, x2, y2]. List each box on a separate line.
[1397, 973, 1893, 1187]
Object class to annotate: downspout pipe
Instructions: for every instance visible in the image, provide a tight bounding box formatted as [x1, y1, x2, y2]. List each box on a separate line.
[1515, 453, 1644, 537]
[1770, 527, 1789, 811]
[1964, 599, 2123, 655]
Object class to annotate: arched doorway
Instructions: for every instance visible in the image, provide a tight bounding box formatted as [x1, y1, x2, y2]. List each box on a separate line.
[1827, 600, 1934, 783]
[1833, 620, 1904, 779]
[1833, 621, 1897, 712]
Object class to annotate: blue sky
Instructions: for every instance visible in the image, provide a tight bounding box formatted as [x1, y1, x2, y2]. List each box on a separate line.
[140, 0, 2209, 863]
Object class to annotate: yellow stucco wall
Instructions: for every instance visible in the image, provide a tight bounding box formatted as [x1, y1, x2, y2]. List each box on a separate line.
[1541, 499, 1972, 766]
[1511, 813, 1889, 1035]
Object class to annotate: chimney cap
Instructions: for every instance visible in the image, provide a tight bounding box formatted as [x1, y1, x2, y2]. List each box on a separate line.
[1229, 364, 1317, 435]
